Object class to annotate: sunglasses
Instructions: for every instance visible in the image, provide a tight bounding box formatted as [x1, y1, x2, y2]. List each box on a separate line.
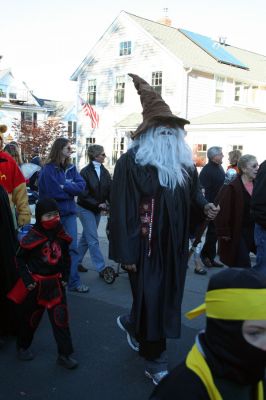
[100, 153, 106, 157]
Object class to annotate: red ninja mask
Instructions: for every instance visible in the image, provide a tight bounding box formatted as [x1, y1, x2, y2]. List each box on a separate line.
[41, 215, 60, 230]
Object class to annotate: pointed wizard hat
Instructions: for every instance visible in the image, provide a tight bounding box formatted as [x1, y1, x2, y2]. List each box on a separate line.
[128, 73, 189, 138]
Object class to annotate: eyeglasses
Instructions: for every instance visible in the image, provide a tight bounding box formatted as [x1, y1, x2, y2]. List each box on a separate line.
[100, 153, 106, 157]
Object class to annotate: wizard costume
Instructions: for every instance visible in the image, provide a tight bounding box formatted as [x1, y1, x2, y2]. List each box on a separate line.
[151, 268, 266, 399]
[109, 74, 207, 365]
[14, 199, 74, 356]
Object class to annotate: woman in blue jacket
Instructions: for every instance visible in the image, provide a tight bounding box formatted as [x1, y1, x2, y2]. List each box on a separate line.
[38, 137, 88, 292]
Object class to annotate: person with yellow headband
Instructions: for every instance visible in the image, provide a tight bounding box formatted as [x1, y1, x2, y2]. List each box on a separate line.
[150, 268, 266, 399]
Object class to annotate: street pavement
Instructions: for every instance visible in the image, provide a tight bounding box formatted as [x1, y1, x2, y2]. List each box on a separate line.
[1, 217, 222, 400]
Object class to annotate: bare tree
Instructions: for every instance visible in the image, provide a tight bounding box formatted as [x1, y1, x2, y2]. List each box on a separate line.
[11, 118, 68, 161]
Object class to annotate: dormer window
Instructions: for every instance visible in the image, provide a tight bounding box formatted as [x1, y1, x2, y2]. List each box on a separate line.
[119, 41, 131, 56]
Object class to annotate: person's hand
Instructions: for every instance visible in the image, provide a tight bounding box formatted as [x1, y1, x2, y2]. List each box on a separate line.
[124, 264, 137, 273]
[204, 203, 220, 220]
[27, 282, 37, 291]
[99, 203, 107, 210]
[61, 280, 68, 287]
[220, 236, 231, 241]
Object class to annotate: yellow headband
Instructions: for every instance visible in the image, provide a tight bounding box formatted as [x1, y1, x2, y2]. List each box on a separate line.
[186, 288, 266, 320]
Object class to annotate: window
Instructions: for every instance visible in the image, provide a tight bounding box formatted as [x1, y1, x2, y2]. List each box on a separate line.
[251, 86, 258, 104]
[215, 76, 225, 105]
[21, 112, 37, 127]
[112, 136, 125, 164]
[0, 85, 7, 98]
[87, 79, 96, 105]
[152, 71, 162, 95]
[119, 41, 131, 56]
[192, 144, 207, 167]
[85, 137, 96, 162]
[243, 85, 250, 104]
[232, 144, 243, 151]
[114, 76, 125, 104]
[234, 82, 241, 102]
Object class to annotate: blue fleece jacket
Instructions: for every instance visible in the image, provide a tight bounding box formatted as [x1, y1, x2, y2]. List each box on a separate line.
[38, 163, 85, 216]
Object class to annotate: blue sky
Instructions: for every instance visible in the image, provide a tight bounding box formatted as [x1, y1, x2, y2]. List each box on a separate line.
[1, 0, 265, 100]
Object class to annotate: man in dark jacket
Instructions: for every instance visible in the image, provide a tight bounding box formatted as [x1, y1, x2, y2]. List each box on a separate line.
[77, 145, 111, 275]
[109, 73, 220, 385]
[251, 160, 266, 274]
[199, 146, 225, 268]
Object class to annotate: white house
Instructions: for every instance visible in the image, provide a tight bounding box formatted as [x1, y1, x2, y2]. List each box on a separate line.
[0, 69, 48, 141]
[70, 11, 266, 169]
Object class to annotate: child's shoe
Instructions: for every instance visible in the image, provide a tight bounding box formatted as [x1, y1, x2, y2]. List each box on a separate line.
[17, 347, 35, 361]
[57, 354, 78, 369]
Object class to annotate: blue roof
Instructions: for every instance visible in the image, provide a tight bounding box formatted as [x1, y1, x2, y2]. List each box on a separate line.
[180, 29, 248, 70]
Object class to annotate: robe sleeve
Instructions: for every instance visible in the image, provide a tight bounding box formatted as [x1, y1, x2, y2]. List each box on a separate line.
[190, 166, 208, 210]
[108, 154, 141, 265]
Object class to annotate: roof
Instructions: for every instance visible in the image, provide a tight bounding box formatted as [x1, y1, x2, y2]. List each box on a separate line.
[71, 11, 266, 84]
[115, 112, 142, 128]
[127, 12, 266, 84]
[114, 108, 266, 128]
[190, 107, 266, 125]
[0, 69, 12, 80]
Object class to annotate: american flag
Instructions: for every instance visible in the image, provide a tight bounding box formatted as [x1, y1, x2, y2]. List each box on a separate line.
[79, 96, 99, 129]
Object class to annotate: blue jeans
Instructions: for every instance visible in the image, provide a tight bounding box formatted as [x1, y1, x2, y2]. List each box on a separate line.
[77, 205, 105, 272]
[61, 214, 81, 290]
[254, 224, 266, 274]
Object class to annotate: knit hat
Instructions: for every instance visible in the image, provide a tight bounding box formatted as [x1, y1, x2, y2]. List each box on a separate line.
[128, 73, 189, 138]
[35, 198, 60, 224]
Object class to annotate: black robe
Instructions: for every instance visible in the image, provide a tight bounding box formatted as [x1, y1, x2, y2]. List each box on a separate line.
[109, 150, 206, 341]
[0, 185, 19, 335]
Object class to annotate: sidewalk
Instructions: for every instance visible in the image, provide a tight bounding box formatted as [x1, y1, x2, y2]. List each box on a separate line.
[0, 217, 220, 400]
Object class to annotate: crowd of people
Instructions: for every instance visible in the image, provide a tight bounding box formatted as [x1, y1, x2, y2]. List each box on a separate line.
[1, 72, 266, 397]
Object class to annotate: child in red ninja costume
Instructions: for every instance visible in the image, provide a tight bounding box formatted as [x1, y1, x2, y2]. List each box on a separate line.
[14, 198, 78, 369]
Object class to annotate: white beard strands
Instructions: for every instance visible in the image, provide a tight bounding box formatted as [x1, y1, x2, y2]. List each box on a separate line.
[132, 126, 193, 190]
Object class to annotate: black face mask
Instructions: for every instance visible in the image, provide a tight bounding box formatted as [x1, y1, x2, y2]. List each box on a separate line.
[197, 268, 266, 385]
[200, 318, 266, 385]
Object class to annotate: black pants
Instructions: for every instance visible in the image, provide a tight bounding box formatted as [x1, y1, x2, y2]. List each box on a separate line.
[17, 288, 73, 356]
[128, 271, 166, 360]
[200, 221, 217, 261]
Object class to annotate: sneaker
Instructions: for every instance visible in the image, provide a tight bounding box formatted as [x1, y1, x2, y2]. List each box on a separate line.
[211, 260, 224, 268]
[200, 256, 213, 268]
[145, 370, 168, 385]
[17, 347, 35, 361]
[57, 354, 78, 369]
[69, 284, 89, 293]
[78, 264, 88, 272]
[117, 315, 139, 352]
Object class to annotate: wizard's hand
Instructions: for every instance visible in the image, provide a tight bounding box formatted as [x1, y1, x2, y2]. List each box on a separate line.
[204, 203, 220, 220]
[124, 264, 137, 273]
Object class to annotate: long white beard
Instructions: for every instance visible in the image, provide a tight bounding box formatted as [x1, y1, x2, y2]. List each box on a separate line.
[131, 126, 193, 189]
